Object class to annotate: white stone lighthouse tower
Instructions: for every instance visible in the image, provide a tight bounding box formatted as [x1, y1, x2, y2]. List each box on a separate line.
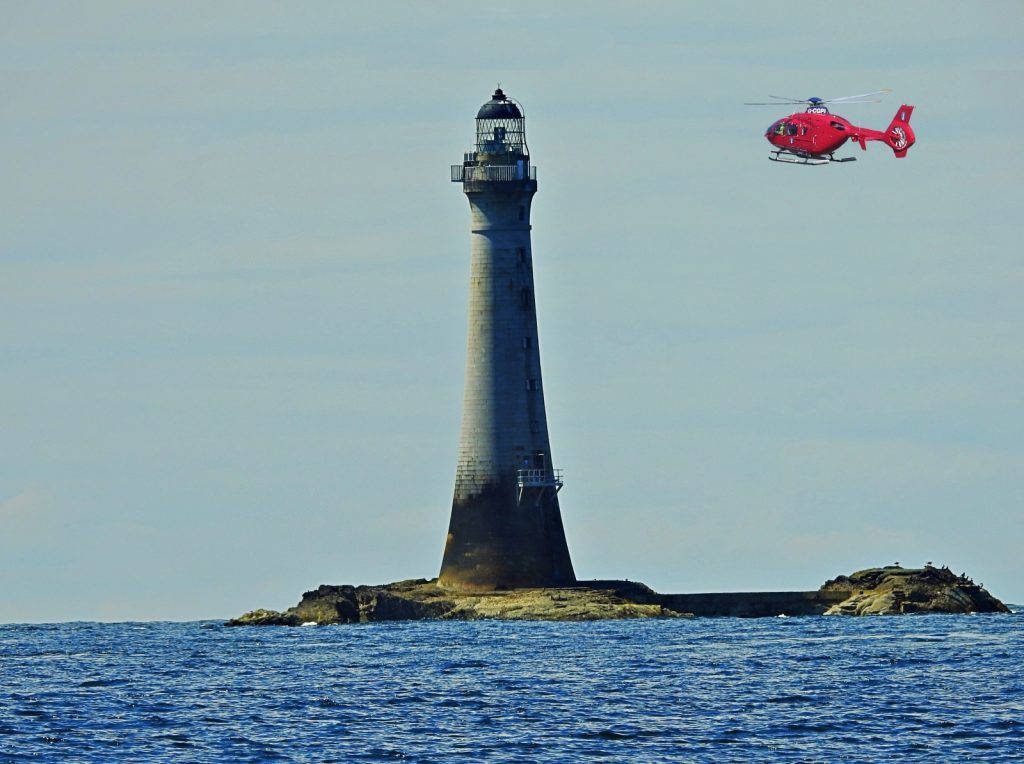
[439, 88, 576, 590]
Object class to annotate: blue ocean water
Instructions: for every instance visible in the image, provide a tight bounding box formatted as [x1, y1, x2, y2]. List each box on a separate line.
[1, 613, 1022, 762]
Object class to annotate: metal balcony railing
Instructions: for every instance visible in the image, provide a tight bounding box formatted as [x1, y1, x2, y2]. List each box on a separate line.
[516, 467, 563, 506]
[451, 164, 537, 183]
[517, 468, 563, 489]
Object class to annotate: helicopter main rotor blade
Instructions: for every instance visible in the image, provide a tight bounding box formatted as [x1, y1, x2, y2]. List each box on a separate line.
[744, 90, 894, 107]
[744, 95, 811, 106]
[824, 89, 893, 103]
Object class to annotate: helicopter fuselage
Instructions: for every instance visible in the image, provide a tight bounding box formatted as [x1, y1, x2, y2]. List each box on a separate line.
[765, 111, 866, 157]
[764, 104, 915, 161]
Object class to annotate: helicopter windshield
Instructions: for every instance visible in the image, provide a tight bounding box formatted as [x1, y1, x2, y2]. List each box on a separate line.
[766, 121, 799, 137]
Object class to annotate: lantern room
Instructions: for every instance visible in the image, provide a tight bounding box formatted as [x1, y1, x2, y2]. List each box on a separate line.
[475, 88, 528, 159]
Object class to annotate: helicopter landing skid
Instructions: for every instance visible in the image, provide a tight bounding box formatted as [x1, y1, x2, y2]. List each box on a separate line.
[769, 150, 855, 165]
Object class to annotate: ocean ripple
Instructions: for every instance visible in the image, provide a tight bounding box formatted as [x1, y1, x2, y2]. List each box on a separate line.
[0, 614, 1021, 761]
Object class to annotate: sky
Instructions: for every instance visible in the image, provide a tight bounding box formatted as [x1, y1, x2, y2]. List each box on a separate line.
[2, 1, 1022, 622]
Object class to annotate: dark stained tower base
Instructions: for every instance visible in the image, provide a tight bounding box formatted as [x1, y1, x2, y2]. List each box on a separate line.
[440, 481, 575, 590]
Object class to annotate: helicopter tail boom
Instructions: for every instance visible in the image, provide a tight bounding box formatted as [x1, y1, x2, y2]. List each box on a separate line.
[851, 104, 916, 157]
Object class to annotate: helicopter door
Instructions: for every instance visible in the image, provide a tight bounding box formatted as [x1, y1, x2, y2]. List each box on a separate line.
[783, 122, 800, 147]
[790, 122, 813, 151]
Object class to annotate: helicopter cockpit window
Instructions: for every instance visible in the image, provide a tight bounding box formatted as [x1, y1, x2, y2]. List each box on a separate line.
[771, 121, 785, 136]
[785, 123, 798, 136]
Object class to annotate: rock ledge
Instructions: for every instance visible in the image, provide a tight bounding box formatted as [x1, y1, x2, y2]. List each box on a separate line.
[227, 579, 677, 626]
[227, 566, 1010, 625]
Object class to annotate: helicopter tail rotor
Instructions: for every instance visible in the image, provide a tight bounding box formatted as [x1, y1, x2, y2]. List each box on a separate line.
[884, 105, 916, 158]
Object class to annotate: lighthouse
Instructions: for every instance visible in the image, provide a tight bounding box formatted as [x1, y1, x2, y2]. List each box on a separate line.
[439, 88, 576, 590]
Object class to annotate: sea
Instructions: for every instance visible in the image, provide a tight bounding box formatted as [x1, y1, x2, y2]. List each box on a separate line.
[1, 612, 1022, 763]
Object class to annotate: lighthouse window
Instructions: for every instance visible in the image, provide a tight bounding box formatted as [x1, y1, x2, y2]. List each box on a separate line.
[526, 379, 538, 391]
[523, 336, 532, 349]
[517, 248, 526, 264]
[520, 288, 533, 307]
[518, 205, 525, 221]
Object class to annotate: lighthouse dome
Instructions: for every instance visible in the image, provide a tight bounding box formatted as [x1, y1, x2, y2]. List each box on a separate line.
[477, 88, 522, 119]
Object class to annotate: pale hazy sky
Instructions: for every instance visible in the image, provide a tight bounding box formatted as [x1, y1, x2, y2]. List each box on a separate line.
[2, 2, 1021, 621]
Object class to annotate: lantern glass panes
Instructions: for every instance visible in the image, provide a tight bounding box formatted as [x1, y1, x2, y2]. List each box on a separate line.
[476, 116, 526, 157]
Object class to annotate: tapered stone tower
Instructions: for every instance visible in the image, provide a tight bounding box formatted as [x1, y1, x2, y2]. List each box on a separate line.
[439, 89, 576, 590]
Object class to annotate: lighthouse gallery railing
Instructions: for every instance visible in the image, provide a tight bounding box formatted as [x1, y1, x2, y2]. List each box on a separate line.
[451, 165, 537, 182]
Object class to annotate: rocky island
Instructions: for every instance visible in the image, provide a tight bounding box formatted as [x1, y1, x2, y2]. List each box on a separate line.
[818, 565, 1008, 615]
[228, 565, 1009, 625]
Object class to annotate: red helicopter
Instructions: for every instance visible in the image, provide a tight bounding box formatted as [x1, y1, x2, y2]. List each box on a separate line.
[745, 90, 915, 165]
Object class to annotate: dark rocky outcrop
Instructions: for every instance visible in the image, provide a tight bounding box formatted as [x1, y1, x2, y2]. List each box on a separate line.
[819, 565, 1010, 616]
[227, 565, 1010, 625]
[290, 584, 361, 624]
